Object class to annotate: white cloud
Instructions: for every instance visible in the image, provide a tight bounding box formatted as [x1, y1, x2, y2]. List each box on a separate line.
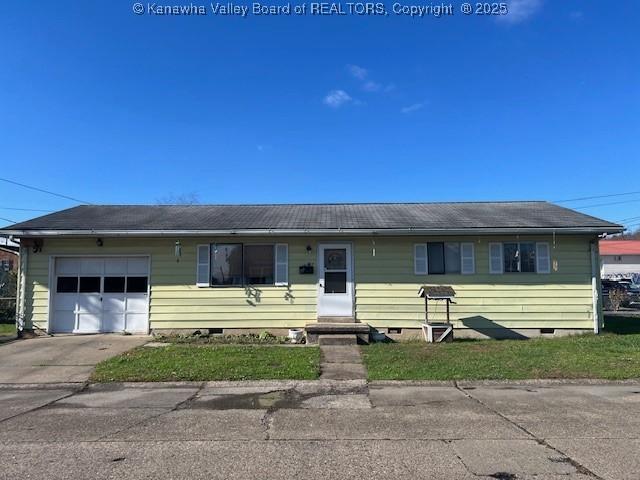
[363, 80, 382, 92]
[323, 89, 352, 108]
[346, 64, 368, 80]
[498, 0, 542, 24]
[401, 102, 424, 114]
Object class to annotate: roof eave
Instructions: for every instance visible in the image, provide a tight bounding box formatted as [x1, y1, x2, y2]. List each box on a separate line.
[1, 226, 625, 237]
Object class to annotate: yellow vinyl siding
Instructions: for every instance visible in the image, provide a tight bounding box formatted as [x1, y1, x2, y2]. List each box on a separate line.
[22, 234, 596, 332]
[24, 237, 318, 331]
[354, 235, 595, 329]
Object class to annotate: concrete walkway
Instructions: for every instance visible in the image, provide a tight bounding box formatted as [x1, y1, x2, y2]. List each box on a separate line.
[1, 380, 639, 479]
[0, 334, 150, 383]
[319, 345, 367, 380]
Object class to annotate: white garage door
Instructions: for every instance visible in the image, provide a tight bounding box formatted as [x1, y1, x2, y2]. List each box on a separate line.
[52, 257, 149, 334]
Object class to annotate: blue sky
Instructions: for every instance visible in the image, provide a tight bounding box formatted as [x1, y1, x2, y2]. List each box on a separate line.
[1, 0, 639, 230]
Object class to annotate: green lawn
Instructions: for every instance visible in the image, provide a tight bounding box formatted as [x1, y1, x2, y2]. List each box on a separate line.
[91, 344, 320, 382]
[0, 323, 16, 340]
[362, 317, 640, 381]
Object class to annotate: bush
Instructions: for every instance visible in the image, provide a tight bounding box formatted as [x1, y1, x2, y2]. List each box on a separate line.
[0, 270, 17, 323]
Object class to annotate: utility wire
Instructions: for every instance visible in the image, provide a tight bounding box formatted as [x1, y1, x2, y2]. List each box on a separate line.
[572, 199, 640, 210]
[0, 177, 92, 204]
[617, 215, 640, 222]
[0, 216, 16, 224]
[554, 190, 640, 203]
[0, 207, 55, 212]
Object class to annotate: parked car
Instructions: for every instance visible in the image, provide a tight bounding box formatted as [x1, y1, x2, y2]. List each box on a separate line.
[617, 279, 640, 295]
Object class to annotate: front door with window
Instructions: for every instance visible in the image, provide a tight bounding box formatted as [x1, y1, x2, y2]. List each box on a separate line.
[318, 244, 353, 317]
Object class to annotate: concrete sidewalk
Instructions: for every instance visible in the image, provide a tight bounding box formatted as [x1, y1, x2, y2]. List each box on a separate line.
[0, 334, 149, 383]
[1, 380, 639, 479]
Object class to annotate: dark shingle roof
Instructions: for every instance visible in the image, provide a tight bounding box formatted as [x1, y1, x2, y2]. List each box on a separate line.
[0, 202, 622, 235]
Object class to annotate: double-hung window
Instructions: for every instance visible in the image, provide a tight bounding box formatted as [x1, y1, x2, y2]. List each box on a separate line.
[197, 243, 288, 287]
[414, 242, 475, 275]
[489, 242, 550, 274]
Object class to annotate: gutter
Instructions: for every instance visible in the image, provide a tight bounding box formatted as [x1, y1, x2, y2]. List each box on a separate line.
[0, 226, 624, 237]
[590, 238, 603, 334]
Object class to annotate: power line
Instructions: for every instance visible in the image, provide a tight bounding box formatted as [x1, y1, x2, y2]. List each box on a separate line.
[0, 206, 55, 212]
[554, 190, 640, 203]
[0, 177, 92, 204]
[572, 199, 640, 210]
[0, 216, 16, 224]
[617, 215, 640, 222]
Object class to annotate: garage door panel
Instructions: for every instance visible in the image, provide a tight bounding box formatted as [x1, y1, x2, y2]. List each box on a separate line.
[77, 295, 102, 313]
[77, 314, 101, 332]
[103, 312, 125, 332]
[126, 314, 148, 333]
[54, 294, 77, 311]
[105, 259, 127, 275]
[80, 259, 103, 275]
[52, 312, 75, 332]
[56, 258, 81, 275]
[127, 258, 148, 275]
[126, 295, 148, 313]
[103, 294, 125, 313]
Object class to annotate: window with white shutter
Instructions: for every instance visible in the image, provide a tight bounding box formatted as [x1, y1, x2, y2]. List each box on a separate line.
[460, 242, 475, 274]
[196, 244, 210, 287]
[414, 244, 427, 274]
[275, 244, 289, 286]
[536, 242, 551, 274]
[489, 243, 503, 274]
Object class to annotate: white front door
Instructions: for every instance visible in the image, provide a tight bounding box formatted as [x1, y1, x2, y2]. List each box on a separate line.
[51, 257, 149, 334]
[318, 243, 353, 317]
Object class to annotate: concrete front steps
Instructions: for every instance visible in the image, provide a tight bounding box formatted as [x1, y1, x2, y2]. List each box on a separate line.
[305, 321, 370, 345]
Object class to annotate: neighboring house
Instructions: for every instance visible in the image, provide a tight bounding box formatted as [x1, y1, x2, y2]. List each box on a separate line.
[599, 240, 640, 283]
[0, 246, 18, 273]
[0, 202, 622, 339]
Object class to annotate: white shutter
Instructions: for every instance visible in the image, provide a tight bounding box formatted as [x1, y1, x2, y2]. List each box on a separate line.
[196, 244, 210, 287]
[414, 244, 427, 275]
[489, 243, 503, 274]
[536, 242, 551, 274]
[461, 242, 475, 274]
[275, 244, 288, 286]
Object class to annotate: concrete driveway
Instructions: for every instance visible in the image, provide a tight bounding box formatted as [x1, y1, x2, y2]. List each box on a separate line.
[0, 380, 639, 479]
[0, 334, 149, 383]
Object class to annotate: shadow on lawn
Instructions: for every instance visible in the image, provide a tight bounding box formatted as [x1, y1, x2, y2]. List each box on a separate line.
[603, 315, 640, 335]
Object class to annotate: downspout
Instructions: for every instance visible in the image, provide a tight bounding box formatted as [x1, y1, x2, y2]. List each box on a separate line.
[16, 244, 27, 336]
[589, 238, 602, 334]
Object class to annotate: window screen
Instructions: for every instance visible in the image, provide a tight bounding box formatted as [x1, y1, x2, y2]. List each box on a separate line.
[325, 272, 347, 293]
[444, 243, 461, 274]
[503, 243, 519, 273]
[427, 243, 445, 274]
[244, 245, 274, 285]
[519, 243, 536, 273]
[211, 244, 243, 286]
